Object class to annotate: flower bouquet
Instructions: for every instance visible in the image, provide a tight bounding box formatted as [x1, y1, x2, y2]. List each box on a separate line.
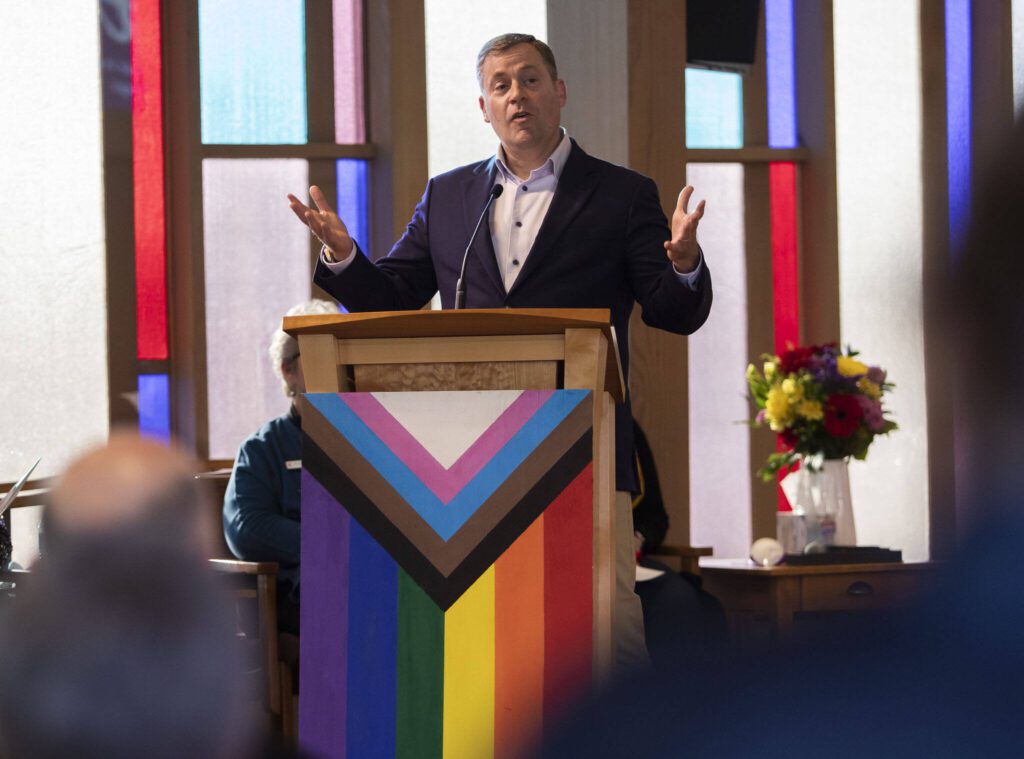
[746, 343, 897, 481]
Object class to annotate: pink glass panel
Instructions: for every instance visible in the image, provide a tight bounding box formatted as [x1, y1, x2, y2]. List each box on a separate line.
[334, 0, 365, 143]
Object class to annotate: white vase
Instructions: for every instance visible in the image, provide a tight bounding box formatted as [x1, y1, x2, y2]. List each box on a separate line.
[781, 457, 857, 548]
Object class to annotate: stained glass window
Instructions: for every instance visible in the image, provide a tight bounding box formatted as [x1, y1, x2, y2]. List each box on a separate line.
[337, 159, 370, 253]
[132, 0, 169, 360]
[334, 0, 366, 143]
[945, 0, 972, 252]
[202, 159, 312, 459]
[686, 163, 751, 559]
[138, 374, 171, 442]
[684, 68, 743, 149]
[834, 0, 929, 560]
[0, 1, 109, 484]
[1015, 0, 1024, 117]
[765, 0, 797, 149]
[199, 0, 307, 144]
[424, 0, 547, 176]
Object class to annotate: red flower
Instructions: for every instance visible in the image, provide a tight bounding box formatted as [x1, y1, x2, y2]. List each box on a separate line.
[824, 394, 863, 437]
[779, 346, 814, 374]
[779, 428, 799, 448]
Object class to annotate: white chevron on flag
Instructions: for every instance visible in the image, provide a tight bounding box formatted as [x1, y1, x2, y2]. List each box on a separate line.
[372, 390, 524, 469]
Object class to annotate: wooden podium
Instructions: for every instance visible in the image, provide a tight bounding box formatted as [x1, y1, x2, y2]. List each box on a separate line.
[285, 308, 623, 759]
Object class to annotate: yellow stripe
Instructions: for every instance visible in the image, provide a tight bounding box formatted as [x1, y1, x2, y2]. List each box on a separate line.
[442, 566, 495, 759]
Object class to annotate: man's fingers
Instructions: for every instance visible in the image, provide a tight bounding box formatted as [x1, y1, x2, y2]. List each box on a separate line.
[676, 185, 694, 215]
[309, 185, 336, 215]
[690, 199, 706, 223]
[287, 195, 312, 226]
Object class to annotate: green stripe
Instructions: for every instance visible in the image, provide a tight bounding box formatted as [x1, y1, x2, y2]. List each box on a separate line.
[396, 569, 445, 759]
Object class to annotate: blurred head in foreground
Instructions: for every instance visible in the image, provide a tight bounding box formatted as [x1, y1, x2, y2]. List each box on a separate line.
[0, 433, 253, 758]
[44, 430, 216, 558]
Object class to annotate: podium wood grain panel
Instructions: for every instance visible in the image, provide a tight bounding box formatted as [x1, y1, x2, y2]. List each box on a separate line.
[337, 334, 564, 364]
[353, 362, 558, 392]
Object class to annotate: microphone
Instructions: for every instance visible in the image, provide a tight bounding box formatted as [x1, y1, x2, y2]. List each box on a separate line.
[454, 183, 503, 309]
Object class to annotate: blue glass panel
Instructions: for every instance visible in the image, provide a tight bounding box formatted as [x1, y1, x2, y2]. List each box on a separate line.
[946, 0, 972, 255]
[766, 0, 798, 148]
[138, 373, 171, 443]
[336, 159, 370, 254]
[685, 68, 743, 149]
[199, 0, 306, 144]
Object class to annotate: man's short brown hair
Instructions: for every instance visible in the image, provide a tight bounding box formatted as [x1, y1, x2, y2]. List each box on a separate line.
[476, 33, 559, 88]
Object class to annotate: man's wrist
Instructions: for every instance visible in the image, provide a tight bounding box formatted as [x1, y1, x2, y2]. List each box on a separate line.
[671, 255, 698, 275]
[321, 244, 337, 263]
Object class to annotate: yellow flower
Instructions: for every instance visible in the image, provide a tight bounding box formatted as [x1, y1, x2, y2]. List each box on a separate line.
[796, 399, 824, 420]
[764, 361, 777, 380]
[781, 377, 804, 401]
[746, 363, 758, 383]
[858, 377, 881, 399]
[837, 356, 869, 377]
[765, 386, 793, 431]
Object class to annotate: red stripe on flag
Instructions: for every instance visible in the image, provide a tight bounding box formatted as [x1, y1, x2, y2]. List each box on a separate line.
[543, 463, 593, 727]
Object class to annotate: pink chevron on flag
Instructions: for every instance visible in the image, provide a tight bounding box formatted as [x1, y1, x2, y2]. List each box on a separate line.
[340, 390, 554, 504]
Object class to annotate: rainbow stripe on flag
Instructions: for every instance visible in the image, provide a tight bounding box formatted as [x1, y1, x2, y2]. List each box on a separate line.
[300, 390, 595, 759]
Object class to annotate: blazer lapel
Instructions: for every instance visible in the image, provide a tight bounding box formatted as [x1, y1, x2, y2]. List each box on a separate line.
[461, 159, 506, 299]
[507, 141, 600, 297]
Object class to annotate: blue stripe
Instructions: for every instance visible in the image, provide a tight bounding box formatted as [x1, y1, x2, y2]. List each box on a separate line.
[945, 0, 972, 257]
[308, 393, 447, 521]
[346, 518, 398, 758]
[306, 391, 589, 540]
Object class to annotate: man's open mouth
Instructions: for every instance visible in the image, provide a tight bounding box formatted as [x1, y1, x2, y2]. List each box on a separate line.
[512, 111, 531, 121]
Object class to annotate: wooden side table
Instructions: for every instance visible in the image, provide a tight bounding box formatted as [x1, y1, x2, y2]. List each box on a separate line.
[699, 558, 940, 645]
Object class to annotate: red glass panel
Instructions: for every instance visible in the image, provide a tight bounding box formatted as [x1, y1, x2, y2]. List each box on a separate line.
[132, 0, 168, 360]
[770, 162, 800, 511]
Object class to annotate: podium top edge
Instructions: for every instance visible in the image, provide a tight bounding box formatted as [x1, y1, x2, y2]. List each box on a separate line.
[284, 308, 624, 402]
[282, 308, 613, 339]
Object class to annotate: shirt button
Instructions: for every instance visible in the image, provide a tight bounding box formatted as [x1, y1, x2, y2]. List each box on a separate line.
[515, 221, 523, 227]
[512, 259, 520, 266]
[521, 185, 528, 191]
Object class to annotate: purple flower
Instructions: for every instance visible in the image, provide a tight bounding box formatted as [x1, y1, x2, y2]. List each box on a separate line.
[857, 394, 886, 432]
[756, 409, 766, 424]
[809, 353, 838, 383]
[867, 366, 886, 385]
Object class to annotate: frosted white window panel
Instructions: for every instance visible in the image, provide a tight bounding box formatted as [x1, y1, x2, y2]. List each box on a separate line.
[424, 0, 547, 178]
[0, 0, 110, 566]
[686, 164, 752, 560]
[203, 159, 312, 460]
[834, 0, 929, 560]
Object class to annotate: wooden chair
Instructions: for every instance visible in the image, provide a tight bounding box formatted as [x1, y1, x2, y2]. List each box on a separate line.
[648, 544, 714, 576]
[199, 462, 297, 744]
[209, 558, 282, 720]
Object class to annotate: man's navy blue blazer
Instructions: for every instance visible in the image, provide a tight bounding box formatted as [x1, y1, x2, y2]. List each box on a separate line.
[314, 139, 713, 492]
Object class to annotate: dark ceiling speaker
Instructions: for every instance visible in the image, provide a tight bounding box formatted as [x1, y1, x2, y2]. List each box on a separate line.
[686, 0, 761, 75]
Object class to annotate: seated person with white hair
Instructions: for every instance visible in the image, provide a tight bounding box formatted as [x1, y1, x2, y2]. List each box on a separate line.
[223, 299, 338, 634]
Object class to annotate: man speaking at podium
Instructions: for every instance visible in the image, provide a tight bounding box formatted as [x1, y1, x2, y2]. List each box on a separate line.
[287, 33, 712, 671]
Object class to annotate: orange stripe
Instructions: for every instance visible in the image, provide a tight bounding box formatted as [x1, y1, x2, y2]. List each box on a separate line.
[494, 515, 545, 759]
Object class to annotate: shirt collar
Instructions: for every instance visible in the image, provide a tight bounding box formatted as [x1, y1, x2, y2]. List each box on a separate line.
[495, 128, 571, 183]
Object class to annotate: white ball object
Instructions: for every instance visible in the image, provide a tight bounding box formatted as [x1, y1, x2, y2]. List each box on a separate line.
[750, 537, 785, 567]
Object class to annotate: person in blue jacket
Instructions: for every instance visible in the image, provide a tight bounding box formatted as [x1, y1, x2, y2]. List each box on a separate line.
[223, 299, 337, 634]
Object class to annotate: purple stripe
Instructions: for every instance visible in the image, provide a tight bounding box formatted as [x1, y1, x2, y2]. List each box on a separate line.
[341, 390, 552, 503]
[299, 469, 350, 759]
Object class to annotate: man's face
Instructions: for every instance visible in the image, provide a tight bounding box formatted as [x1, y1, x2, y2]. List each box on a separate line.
[478, 43, 566, 157]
